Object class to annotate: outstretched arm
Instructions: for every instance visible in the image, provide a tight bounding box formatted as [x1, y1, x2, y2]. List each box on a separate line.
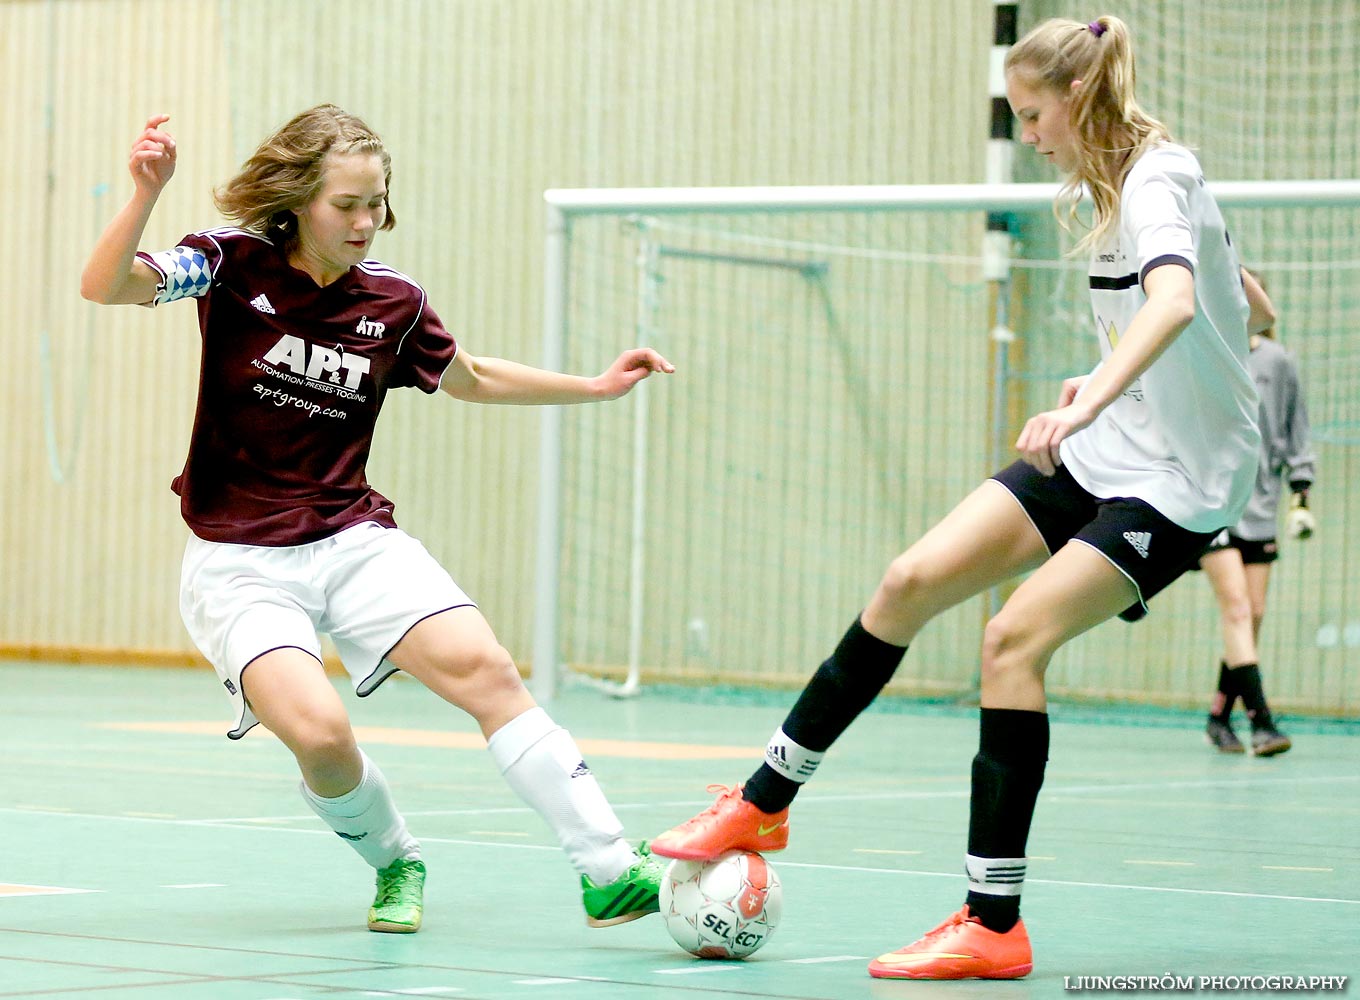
[439, 347, 674, 405]
[80, 114, 177, 305]
[1015, 262, 1196, 475]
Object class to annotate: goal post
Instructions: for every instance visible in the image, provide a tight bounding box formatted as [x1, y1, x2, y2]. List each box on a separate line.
[532, 180, 1360, 712]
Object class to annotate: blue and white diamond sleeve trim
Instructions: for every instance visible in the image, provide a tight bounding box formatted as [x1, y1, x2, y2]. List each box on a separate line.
[146, 246, 213, 305]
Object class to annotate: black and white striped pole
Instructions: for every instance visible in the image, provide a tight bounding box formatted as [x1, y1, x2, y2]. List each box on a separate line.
[985, 1, 1019, 622]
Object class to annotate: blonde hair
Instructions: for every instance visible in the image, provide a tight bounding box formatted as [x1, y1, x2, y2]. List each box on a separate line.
[214, 104, 395, 249]
[1005, 15, 1171, 252]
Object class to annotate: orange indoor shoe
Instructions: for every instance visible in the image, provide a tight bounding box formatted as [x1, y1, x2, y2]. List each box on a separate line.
[650, 784, 790, 860]
[868, 906, 1033, 980]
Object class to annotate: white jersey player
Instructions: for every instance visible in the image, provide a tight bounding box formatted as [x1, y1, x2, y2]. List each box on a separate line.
[649, 14, 1276, 982]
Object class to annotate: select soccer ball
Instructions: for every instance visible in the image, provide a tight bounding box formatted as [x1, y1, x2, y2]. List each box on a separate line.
[659, 850, 783, 959]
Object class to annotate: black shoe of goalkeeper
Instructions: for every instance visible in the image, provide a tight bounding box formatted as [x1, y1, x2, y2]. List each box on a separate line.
[1250, 725, 1292, 758]
[1205, 717, 1245, 754]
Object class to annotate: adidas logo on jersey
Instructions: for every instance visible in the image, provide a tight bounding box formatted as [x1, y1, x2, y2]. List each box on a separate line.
[1123, 530, 1151, 559]
[250, 293, 276, 314]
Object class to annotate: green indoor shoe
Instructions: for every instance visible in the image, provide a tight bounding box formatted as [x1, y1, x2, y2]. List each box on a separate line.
[368, 858, 426, 933]
[581, 841, 664, 928]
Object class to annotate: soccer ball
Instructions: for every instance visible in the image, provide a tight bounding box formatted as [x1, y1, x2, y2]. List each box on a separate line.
[659, 850, 783, 959]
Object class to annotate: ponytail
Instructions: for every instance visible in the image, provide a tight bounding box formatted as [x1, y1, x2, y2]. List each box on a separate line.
[1006, 16, 1172, 252]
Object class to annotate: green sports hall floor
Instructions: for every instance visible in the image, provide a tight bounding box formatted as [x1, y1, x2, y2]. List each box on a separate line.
[1, 661, 1356, 999]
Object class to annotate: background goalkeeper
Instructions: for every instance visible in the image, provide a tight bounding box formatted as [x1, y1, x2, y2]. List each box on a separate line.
[1198, 271, 1316, 757]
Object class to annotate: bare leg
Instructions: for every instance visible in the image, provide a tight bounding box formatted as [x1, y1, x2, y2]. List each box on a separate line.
[244, 648, 362, 796]
[1244, 562, 1272, 644]
[863, 480, 1049, 645]
[1201, 547, 1257, 667]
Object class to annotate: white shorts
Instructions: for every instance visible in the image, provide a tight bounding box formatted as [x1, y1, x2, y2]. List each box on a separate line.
[179, 521, 475, 739]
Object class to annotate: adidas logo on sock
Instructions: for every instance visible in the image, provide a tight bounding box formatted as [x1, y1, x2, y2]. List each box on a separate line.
[1123, 530, 1151, 558]
[250, 293, 276, 314]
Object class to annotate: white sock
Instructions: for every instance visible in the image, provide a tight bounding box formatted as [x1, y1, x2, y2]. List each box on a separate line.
[487, 707, 635, 886]
[965, 853, 1027, 896]
[299, 750, 420, 870]
[764, 727, 824, 783]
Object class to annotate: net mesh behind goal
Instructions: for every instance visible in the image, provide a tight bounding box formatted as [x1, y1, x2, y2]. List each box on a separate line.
[551, 198, 1360, 714]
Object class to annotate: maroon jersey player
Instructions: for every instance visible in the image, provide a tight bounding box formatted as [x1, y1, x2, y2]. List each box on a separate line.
[81, 106, 674, 934]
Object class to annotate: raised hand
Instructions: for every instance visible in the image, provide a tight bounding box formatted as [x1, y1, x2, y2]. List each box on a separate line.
[130, 114, 176, 194]
[594, 348, 675, 400]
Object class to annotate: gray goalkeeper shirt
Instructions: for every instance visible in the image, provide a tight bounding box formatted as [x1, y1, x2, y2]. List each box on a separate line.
[1233, 336, 1315, 541]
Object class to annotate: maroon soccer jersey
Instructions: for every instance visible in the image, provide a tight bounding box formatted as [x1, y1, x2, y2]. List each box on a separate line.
[137, 228, 457, 545]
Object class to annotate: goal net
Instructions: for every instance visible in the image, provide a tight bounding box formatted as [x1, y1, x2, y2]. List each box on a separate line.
[531, 182, 1360, 715]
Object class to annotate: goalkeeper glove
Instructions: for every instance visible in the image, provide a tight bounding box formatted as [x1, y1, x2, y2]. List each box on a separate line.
[1286, 490, 1315, 540]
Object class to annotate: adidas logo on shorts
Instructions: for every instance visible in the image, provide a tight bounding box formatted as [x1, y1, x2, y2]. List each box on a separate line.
[1123, 530, 1151, 559]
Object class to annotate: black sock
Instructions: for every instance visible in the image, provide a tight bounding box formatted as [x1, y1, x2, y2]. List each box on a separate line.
[1229, 664, 1274, 729]
[963, 708, 1049, 933]
[743, 616, 906, 813]
[1210, 661, 1238, 722]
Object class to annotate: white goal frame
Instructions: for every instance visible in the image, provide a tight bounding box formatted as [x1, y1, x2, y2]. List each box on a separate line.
[530, 179, 1360, 701]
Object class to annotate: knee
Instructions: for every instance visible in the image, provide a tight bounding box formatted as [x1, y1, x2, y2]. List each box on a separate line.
[1220, 595, 1253, 632]
[979, 612, 1047, 686]
[445, 642, 526, 701]
[877, 553, 931, 610]
[276, 709, 357, 769]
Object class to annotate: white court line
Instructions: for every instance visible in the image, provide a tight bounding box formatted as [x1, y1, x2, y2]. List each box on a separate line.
[112, 771, 1360, 827]
[777, 860, 1360, 905]
[655, 965, 740, 975]
[0, 810, 557, 854]
[4, 808, 1356, 907]
[784, 955, 868, 964]
[787, 773, 1360, 806]
[512, 979, 578, 986]
[162, 883, 226, 889]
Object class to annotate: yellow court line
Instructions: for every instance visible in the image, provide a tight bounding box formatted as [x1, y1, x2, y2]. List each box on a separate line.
[1262, 865, 1333, 872]
[96, 720, 757, 760]
[1124, 859, 1196, 867]
[0, 884, 96, 897]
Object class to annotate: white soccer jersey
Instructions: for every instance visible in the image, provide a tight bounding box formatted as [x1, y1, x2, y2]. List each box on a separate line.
[1060, 143, 1261, 532]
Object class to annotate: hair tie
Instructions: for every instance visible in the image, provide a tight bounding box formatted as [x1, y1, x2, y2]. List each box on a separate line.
[1088, 20, 1106, 37]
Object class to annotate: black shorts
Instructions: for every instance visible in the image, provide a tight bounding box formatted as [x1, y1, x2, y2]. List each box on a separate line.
[991, 460, 1221, 623]
[1195, 530, 1280, 567]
